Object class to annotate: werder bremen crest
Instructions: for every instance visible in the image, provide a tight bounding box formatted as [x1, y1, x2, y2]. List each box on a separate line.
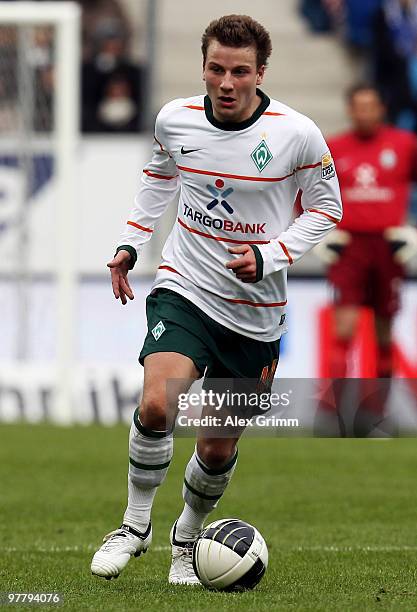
[251, 140, 273, 172]
[151, 320, 166, 341]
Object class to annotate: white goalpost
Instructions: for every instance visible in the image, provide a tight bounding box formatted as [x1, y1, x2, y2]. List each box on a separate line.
[0, 2, 80, 422]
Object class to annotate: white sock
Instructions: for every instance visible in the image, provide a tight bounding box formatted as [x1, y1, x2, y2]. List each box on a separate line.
[123, 478, 157, 533]
[176, 450, 238, 541]
[175, 503, 207, 542]
[123, 408, 173, 533]
[183, 450, 238, 513]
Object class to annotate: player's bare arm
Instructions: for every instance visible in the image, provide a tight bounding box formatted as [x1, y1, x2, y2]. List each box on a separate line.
[107, 250, 134, 304]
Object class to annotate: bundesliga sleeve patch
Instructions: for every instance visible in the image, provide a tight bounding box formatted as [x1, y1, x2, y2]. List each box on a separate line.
[321, 152, 335, 180]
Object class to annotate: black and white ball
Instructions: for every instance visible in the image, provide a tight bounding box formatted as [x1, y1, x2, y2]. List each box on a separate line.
[192, 518, 268, 591]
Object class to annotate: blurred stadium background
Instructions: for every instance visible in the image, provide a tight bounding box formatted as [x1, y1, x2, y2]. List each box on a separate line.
[1, 0, 417, 427]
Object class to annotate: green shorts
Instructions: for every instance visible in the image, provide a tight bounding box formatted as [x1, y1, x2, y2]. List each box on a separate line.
[139, 288, 280, 383]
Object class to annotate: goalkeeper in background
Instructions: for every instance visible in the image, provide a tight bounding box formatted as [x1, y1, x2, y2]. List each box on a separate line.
[316, 84, 417, 380]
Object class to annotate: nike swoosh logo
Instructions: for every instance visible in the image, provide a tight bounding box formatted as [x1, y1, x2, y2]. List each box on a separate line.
[181, 146, 202, 155]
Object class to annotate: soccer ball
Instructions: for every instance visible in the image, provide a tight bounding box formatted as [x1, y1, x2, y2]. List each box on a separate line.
[192, 518, 268, 591]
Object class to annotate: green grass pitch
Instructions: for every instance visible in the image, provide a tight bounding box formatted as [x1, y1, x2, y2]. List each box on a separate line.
[1, 425, 417, 611]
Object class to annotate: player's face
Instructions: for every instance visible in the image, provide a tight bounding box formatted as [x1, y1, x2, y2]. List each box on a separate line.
[203, 40, 265, 123]
[348, 90, 385, 136]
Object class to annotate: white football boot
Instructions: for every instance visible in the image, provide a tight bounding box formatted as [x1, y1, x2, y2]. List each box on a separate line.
[91, 522, 152, 580]
[168, 521, 200, 585]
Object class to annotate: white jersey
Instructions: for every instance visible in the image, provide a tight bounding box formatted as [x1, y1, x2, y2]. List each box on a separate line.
[118, 91, 342, 341]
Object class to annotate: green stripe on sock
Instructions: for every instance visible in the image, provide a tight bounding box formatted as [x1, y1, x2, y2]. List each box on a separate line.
[183, 478, 222, 501]
[129, 457, 171, 470]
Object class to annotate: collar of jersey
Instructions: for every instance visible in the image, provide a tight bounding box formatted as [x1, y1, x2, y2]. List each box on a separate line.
[204, 88, 270, 131]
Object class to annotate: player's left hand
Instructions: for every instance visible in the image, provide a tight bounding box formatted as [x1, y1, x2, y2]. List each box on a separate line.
[384, 225, 417, 263]
[226, 245, 258, 283]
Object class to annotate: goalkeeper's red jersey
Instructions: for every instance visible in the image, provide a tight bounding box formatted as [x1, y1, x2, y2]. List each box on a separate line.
[327, 126, 417, 232]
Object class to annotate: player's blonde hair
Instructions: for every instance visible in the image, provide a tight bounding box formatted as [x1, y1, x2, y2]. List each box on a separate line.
[201, 15, 272, 69]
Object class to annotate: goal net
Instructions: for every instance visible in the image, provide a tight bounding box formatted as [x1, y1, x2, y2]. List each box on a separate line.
[0, 2, 80, 423]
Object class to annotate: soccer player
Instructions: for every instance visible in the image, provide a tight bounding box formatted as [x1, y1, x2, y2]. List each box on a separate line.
[317, 84, 417, 382]
[91, 14, 342, 584]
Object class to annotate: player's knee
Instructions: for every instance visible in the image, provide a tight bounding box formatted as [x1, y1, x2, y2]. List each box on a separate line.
[197, 440, 236, 470]
[140, 395, 168, 431]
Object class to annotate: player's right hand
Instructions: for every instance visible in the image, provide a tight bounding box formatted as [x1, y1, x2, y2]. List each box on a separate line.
[313, 229, 351, 264]
[107, 250, 134, 305]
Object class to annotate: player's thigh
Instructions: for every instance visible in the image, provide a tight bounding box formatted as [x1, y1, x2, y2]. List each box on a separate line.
[141, 352, 200, 430]
[142, 351, 200, 403]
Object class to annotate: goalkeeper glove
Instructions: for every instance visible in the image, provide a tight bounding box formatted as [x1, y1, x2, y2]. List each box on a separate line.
[313, 229, 351, 264]
[384, 225, 417, 263]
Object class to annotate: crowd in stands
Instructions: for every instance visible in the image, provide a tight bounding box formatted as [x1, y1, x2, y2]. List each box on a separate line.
[300, 0, 417, 133]
[6, 0, 417, 136]
[0, 0, 145, 133]
[80, 0, 145, 133]
[32, 0, 417, 135]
